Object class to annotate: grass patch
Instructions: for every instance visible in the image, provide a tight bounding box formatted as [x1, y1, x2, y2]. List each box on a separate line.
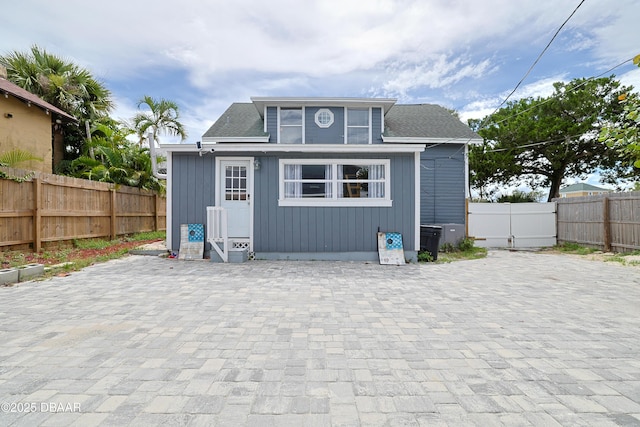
[555, 242, 599, 255]
[0, 231, 166, 277]
[418, 238, 487, 263]
[550, 243, 640, 267]
[436, 246, 488, 263]
[602, 250, 640, 266]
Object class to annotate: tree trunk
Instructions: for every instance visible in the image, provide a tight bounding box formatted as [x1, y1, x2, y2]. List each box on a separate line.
[547, 172, 564, 201]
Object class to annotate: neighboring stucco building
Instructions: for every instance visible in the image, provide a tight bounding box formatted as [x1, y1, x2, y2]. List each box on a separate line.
[0, 68, 76, 173]
[559, 183, 612, 198]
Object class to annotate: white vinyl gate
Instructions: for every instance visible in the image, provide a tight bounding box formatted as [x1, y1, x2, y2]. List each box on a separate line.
[468, 202, 557, 248]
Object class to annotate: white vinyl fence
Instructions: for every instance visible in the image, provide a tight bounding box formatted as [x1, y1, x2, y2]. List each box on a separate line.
[468, 202, 557, 248]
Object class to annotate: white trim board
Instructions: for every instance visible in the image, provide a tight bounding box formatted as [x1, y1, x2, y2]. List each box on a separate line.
[163, 143, 425, 154]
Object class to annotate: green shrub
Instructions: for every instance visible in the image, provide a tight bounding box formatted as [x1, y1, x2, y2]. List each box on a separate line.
[417, 251, 434, 262]
[457, 238, 475, 252]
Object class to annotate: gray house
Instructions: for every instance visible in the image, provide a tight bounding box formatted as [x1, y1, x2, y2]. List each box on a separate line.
[162, 97, 480, 262]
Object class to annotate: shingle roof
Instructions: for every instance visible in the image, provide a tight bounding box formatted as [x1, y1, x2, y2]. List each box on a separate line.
[0, 77, 77, 122]
[560, 183, 611, 193]
[203, 103, 268, 139]
[202, 101, 480, 140]
[384, 104, 480, 139]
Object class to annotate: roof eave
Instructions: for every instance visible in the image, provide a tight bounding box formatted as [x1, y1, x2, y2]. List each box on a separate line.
[162, 143, 425, 153]
[201, 136, 270, 143]
[251, 97, 398, 116]
[382, 136, 482, 144]
[1, 86, 77, 123]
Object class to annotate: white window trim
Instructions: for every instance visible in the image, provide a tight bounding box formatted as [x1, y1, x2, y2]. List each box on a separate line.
[314, 108, 334, 128]
[278, 158, 392, 207]
[277, 106, 305, 144]
[344, 107, 372, 144]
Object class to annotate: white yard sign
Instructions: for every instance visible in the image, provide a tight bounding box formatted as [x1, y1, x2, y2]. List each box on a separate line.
[377, 232, 406, 265]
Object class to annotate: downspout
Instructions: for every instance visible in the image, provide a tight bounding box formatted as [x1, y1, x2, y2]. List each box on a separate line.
[147, 131, 167, 179]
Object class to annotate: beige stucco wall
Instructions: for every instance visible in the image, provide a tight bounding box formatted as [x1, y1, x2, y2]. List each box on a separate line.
[0, 96, 53, 173]
[562, 191, 610, 198]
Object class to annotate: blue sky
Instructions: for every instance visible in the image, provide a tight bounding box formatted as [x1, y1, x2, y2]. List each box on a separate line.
[3, 0, 640, 191]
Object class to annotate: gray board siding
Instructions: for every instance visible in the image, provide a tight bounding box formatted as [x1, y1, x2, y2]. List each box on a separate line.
[266, 106, 277, 143]
[170, 153, 216, 252]
[420, 144, 465, 225]
[170, 152, 416, 253]
[266, 106, 383, 144]
[304, 107, 344, 144]
[254, 153, 415, 253]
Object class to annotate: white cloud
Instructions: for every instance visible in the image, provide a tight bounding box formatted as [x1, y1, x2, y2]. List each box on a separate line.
[459, 75, 565, 122]
[380, 55, 495, 99]
[2, 0, 640, 140]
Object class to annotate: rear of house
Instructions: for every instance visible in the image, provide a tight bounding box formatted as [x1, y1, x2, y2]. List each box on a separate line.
[163, 97, 480, 262]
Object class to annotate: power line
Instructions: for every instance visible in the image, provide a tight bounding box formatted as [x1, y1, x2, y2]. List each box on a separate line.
[479, 134, 584, 153]
[478, 0, 587, 131]
[484, 56, 635, 130]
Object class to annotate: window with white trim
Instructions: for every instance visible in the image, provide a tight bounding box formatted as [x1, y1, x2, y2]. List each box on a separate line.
[346, 108, 370, 144]
[279, 108, 303, 143]
[279, 159, 391, 207]
[314, 108, 334, 128]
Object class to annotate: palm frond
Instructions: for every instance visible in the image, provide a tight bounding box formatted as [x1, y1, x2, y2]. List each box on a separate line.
[0, 149, 43, 167]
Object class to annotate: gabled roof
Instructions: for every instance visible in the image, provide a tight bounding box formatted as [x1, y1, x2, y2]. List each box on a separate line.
[384, 104, 480, 140]
[0, 77, 77, 123]
[560, 183, 611, 193]
[201, 99, 480, 142]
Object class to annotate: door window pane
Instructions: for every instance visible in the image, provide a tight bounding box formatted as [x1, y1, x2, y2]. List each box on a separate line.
[225, 165, 247, 200]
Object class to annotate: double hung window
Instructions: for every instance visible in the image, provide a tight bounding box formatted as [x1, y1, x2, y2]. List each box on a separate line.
[346, 108, 370, 144]
[280, 159, 390, 207]
[279, 108, 303, 144]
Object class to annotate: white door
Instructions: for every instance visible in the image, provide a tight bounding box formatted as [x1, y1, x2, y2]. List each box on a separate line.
[219, 159, 252, 239]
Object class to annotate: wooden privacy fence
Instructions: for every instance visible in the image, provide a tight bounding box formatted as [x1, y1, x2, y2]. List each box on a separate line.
[0, 168, 166, 251]
[556, 192, 640, 252]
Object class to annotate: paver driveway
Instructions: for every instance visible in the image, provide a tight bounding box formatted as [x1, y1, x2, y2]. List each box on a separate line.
[1, 250, 640, 426]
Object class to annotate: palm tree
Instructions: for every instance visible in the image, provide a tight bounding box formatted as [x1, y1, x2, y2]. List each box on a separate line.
[132, 95, 187, 144]
[0, 45, 113, 119]
[67, 122, 164, 193]
[0, 45, 114, 163]
[132, 96, 187, 178]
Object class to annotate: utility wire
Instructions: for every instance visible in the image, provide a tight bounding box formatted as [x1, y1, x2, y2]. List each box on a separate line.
[478, 0, 587, 131]
[480, 134, 584, 153]
[484, 56, 634, 130]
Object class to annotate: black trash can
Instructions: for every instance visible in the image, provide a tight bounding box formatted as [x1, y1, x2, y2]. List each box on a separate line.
[420, 225, 442, 261]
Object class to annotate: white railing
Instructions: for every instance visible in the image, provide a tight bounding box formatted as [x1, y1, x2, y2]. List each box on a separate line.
[206, 206, 228, 262]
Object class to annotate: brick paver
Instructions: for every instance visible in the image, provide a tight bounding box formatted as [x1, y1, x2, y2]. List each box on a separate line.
[1, 250, 639, 426]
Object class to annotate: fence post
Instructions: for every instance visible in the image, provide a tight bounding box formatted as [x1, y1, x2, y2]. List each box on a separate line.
[33, 178, 42, 252]
[603, 196, 611, 252]
[110, 189, 117, 240]
[154, 193, 159, 232]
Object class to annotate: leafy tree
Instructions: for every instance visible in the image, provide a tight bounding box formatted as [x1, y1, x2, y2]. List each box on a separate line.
[66, 119, 164, 193]
[496, 190, 542, 203]
[599, 55, 640, 169]
[470, 77, 632, 201]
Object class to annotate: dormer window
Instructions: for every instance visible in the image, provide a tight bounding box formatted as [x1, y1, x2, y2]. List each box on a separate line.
[314, 108, 334, 128]
[346, 108, 370, 144]
[279, 107, 303, 144]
